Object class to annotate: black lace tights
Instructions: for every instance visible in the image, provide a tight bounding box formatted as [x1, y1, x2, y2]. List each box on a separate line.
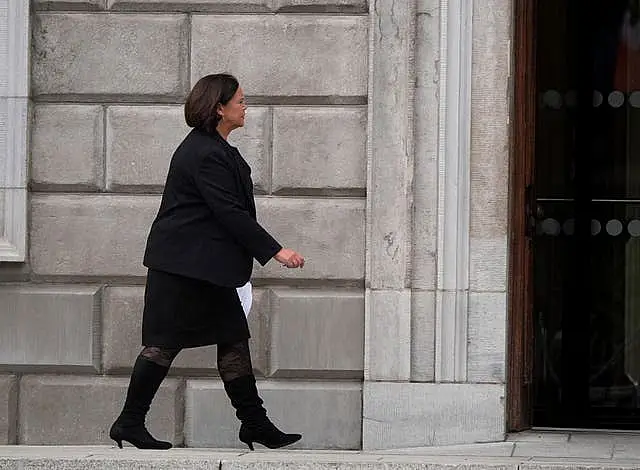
[138, 340, 252, 381]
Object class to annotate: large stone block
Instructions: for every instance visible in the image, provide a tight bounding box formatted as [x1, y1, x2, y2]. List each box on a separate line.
[191, 15, 367, 97]
[106, 106, 190, 190]
[272, 107, 367, 193]
[362, 382, 505, 449]
[108, 0, 271, 11]
[0, 376, 17, 444]
[269, 289, 364, 378]
[32, 14, 189, 98]
[0, 286, 101, 371]
[31, 194, 160, 277]
[273, 0, 367, 12]
[106, 106, 270, 192]
[186, 380, 361, 449]
[364, 289, 411, 381]
[34, 0, 106, 9]
[102, 286, 269, 375]
[469, 1, 511, 290]
[253, 197, 365, 280]
[31, 105, 104, 189]
[411, 290, 435, 382]
[367, 0, 415, 290]
[470, 237, 508, 292]
[468, 292, 507, 383]
[19, 375, 182, 445]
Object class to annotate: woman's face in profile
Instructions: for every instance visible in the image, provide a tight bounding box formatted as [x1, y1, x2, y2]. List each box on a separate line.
[219, 87, 247, 130]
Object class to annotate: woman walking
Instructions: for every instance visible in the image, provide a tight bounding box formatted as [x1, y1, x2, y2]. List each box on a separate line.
[109, 73, 305, 451]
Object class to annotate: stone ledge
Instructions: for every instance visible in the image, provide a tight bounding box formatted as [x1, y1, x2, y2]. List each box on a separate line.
[3, 446, 640, 470]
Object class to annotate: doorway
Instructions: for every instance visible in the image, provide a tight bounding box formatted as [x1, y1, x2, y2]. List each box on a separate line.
[510, 0, 640, 430]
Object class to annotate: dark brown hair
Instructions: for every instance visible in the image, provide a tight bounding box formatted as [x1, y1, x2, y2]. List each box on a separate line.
[184, 73, 239, 134]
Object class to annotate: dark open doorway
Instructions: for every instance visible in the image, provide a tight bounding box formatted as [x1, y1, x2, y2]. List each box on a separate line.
[509, 0, 640, 430]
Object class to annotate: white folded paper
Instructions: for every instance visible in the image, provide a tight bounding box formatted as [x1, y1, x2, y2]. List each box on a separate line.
[236, 281, 253, 317]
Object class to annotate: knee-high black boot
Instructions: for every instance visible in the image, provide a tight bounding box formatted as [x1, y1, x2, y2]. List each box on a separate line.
[109, 355, 173, 450]
[224, 374, 301, 450]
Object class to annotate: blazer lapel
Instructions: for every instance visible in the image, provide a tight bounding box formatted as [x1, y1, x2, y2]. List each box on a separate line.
[211, 132, 256, 216]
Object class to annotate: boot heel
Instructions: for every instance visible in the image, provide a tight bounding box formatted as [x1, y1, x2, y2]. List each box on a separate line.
[113, 439, 123, 449]
[242, 440, 254, 451]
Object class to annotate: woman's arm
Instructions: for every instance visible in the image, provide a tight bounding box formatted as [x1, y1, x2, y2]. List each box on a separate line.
[196, 152, 281, 265]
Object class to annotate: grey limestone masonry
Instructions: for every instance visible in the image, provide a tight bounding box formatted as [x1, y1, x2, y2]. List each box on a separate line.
[185, 380, 362, 449]
[0, 376, 17, 444]
[0, 0, 516, 450]
[0, 286, 101, 372]
[31, 105, 105, 190]
[0, 0, 371, 450]
[19, 375, 182, 445]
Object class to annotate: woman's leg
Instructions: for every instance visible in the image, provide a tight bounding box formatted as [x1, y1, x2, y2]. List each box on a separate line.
[218, 340, 301, 450]
[110, 346, 181, 450]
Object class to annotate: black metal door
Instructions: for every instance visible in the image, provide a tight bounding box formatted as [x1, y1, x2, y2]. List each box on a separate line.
[533, 0, 640, 428]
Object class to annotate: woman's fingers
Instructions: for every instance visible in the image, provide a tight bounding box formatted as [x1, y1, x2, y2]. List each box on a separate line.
[283, 254, 304, 268]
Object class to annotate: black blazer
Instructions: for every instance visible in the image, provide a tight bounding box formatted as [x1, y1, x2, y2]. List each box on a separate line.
[143, 128, 282, 287]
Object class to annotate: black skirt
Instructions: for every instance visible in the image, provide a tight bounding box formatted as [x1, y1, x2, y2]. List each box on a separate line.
[141, 269, 250, 349]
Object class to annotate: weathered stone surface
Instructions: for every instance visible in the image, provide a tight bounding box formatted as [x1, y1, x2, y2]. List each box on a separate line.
[106, 106, 269, 191]
[106, 106, 190, 190]
[470, 237, 508, 292]
[468, 292, 507, 383]
[364, 289, 411, 381]
[227, 107, 271, 193]
[253, 197, 365, 280]
[108, 0, 271, 11]
[0, 376, 17, 444]
[417, 0, 437, 14]
[0, 286, 101, 370]
[272, 107, 366, 192]
[434, 290, 468, 382]
[32, 14, 189, 98]
[269, 289, 364, 378]
[32, 195, 364, 280]
[31, 105, 104, 189]
[363, 382, 505, 449]
[412, 10, 440, 290]
[411, 290, 435, 382]
[31, 194, 159, 277]
[469, 1, 511, 292]
[273, 0, 367, 12]
[34, 0, 106, 9]
[191, 16, 367, 97]
[102, 286, 269, 375]
[19, 375, 182, 445]
[367, 0, 415, 289]
[186, 380, 361, 448]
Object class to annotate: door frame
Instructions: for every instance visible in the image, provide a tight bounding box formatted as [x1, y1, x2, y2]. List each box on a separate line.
[507, 0, 538, 431]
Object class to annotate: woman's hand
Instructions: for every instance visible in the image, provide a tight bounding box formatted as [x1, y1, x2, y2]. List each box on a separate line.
[274, 248, 305, 268]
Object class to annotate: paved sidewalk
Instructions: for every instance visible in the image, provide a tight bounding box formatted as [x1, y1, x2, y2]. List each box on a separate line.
[3, 431, 640, 469]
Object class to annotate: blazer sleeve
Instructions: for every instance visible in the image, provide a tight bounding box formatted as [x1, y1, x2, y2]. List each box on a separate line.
[196, 151, 282, 266]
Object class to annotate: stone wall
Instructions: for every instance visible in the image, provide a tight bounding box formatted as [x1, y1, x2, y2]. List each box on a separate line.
[0, 0, 516, 450]
[0, 0, 368, 448]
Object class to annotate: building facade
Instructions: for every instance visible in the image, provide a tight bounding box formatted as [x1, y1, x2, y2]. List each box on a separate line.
[0, 0, 513, 449]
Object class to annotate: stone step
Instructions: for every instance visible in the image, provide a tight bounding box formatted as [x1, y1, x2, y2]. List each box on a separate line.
[1, 446, 640, 470]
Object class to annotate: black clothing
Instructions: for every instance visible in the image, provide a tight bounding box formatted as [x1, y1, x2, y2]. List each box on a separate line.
[224, 374, 302, 450]
[110, 356, 173, 449]
[142, 268, 249, 348]
[143, 128, 281, 289]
